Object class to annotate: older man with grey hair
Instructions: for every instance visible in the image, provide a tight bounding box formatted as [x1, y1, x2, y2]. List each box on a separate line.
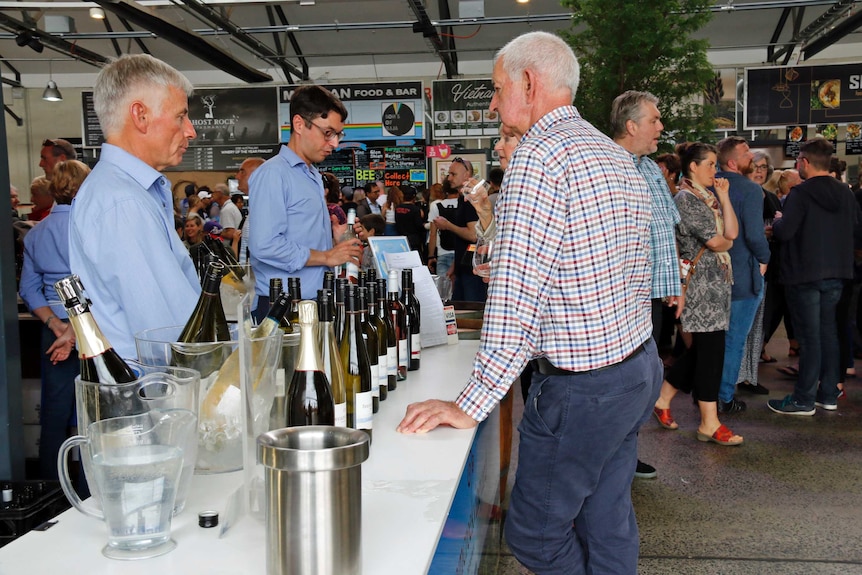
[398, 31, 660, 574]
[69, 54, 199, 359]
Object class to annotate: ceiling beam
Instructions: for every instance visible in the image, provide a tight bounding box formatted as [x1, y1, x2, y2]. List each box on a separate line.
[0, 11, 108, 67]
[117, 16, 151, 55]
[90, 0, 272, 82]
[272, 4, 308, 81]
[407, 0, 457, 78]
[803, 6, 862, 59]
[174, 0, 306, 81]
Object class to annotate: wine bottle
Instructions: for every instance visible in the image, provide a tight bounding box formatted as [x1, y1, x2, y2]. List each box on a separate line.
[377, 279, 397, 393]
[334, 278, 348, 343]
[387, 269, 408, 381]
[323, 270, 335, 297]
[339, 286, 373, 440]
[287, 301, 335, 426]
[269, 278, 292, 332]
[54, 275, 137, 384]
[287, 277, 302, 331]
[367, 281, 388, 402]
[174, 261, 231, 378]
[357, 286, 380, 413]
[339, 209, 360, 283]
[401, 268, 421, 371]
[202, 235, 246, 292]
[317, 289, 347, 427]
[200, 292, 291, 421]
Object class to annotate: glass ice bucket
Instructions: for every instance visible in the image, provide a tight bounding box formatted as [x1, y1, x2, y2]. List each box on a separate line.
[74, 364, 199, 515]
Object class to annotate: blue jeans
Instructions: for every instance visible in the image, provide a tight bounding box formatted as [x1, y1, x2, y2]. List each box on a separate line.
[505, 339, 662, 575]
[719, 288, 764, 402]
[39, 323, 79, 480]
[453, 269, 487, 302]
[786, 279, 844, 407]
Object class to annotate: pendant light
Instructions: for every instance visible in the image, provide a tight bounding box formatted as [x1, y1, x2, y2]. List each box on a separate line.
[42, 60, 62, 102]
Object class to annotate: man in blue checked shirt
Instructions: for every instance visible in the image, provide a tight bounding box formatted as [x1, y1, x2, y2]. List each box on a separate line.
[611, 90, 683, 481]
[398, 31, 662, 575]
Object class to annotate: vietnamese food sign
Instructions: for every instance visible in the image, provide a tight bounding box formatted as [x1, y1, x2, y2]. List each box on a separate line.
[432, 79, 500, 138]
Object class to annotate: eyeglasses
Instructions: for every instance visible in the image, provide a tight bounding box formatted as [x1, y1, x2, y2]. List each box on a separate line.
[753, 164, 769, 171]
[307, 121, 346, 143]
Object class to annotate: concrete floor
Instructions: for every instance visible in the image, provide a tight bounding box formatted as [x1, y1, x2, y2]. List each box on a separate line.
[485, 332, 862, 574]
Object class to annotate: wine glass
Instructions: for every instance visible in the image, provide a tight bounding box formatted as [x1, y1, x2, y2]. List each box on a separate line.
[472, 236, 493, 278]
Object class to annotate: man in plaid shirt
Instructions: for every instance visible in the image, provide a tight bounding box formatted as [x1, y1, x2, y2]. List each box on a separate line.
[398, 31, 662, 574]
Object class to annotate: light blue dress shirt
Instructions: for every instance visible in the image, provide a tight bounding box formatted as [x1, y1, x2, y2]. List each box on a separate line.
[248, 145, 333, 300]
[69, 143, 200, 359]
[20, 204, 71, 318]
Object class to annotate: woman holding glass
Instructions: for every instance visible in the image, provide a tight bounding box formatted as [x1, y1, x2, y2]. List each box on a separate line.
[652, 142, 743, 446]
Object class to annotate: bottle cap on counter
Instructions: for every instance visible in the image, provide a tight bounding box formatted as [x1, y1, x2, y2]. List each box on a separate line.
[198, 510, 219, 528]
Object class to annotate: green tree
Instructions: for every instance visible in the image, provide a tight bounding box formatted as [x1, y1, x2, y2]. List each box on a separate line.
[560, 0, 717, 148]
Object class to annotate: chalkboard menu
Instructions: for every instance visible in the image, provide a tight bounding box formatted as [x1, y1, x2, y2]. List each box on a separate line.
[82, 87, 281, 171]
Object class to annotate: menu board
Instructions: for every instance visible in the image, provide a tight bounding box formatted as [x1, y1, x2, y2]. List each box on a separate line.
[745, 63, 862, 128]
[315, 143, 427, 189]
[784, 125, 807, 158]
[432, 79, 499, 138]
[279, 82, 424, 142]
[847, 124, 862, 155]
[83, 87, 281, 171]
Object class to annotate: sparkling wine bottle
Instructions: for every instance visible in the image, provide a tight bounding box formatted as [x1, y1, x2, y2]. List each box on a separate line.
[339, 285, 373, 440]
[317, 289, 347, 427]
[401, 268, 421, 371]
[287, 301, 335, 426]
[387, 269, 408, 381]
[54, 275, 137, 384]
[357, 286, 380, 413]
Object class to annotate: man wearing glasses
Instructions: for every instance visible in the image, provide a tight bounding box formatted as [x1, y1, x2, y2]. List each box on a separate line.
[248, 85, 362, 317]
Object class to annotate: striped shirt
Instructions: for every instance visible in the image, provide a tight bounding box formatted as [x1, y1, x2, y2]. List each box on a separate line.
[635, 155, 681, 299]
[456, 106, 653, 421]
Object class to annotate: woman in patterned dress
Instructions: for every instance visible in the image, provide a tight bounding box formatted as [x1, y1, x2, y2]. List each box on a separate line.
[652, 142, 744, 446]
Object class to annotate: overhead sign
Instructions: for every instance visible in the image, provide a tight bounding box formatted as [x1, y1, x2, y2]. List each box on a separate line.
[432, 79, 500, 138]
[279, 82, 424, 142]
[745, 63, 862, 128]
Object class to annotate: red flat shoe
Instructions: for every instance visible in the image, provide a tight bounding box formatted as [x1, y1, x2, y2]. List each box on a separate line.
[697, 424, 743, 446]
[653, 407, 679, 430]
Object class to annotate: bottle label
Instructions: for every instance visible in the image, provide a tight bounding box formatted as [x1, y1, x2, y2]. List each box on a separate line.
[378, 354, 388, 388]
[370, 363, 380, 398]
[411, 333, 422, 360]
[398, 340, 408, 368]
[387, 347, 397, 376]
[334, 402, 347, 428]
[355, 391, 373, 430]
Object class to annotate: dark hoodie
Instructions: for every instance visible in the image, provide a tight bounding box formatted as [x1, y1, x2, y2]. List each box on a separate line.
[773, 175, 859, 285]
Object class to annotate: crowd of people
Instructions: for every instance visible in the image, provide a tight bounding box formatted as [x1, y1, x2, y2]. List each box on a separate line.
[7, 32, 862, 575]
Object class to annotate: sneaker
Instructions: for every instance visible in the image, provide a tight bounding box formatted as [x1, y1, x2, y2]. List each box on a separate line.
[768, 394, 815, 416]
[815, 401, 838, 411]
[634, 460, 657, 479]
[718, 397, 747, 414]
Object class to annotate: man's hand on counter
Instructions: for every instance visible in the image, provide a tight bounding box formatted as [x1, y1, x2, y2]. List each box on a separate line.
[397, 400, 478, 434]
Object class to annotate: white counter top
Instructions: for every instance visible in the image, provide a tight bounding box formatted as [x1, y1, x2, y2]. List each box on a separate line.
[0, 341, 485, 575]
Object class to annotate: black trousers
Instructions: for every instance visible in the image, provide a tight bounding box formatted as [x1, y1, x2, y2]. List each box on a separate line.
[666, 330, 725, 403]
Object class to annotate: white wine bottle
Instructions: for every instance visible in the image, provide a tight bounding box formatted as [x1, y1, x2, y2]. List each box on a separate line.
[318, 290, 347, 427]
[367, 281, 388, 402]
[199, 292, 291, 421]
[401, 268, 421, 371]
[287, 301, 335, 426]
[357, 286, 380, 413]
[376, 279, 397, 393]
[387, 269, 408, 381]
[338, 209, 360, 284]
[339, 285, 373, 440]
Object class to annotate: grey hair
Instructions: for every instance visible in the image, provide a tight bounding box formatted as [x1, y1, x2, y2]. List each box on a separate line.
[94, 54, 193, 138]
[751, 150, 771, 166]
[610, 91, 659, 139]
[495, 31, 579, 101]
